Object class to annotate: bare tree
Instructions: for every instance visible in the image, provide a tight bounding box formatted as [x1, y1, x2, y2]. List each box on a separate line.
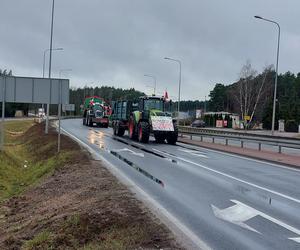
[249, 66, 273, 125]
[233, 60, 257, 123]
[232, 61, 273, 128]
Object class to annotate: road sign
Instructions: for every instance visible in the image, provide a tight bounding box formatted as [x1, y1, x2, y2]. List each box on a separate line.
[0, 76, 69, 104]
[0, 76, 69, 152]
[244, 115, 251, 121]
[62, 104, 75, 112]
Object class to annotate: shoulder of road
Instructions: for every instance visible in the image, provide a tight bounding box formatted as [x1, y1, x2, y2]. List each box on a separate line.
[178, 137, 300, 168]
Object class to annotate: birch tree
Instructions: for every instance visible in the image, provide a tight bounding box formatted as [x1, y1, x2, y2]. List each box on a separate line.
[233, 61, 273, 128]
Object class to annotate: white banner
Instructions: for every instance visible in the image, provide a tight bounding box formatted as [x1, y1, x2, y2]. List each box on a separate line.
[151, 116, 174, 131]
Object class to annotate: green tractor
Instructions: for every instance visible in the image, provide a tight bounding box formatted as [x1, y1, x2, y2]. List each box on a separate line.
[111, 96, 178, 144]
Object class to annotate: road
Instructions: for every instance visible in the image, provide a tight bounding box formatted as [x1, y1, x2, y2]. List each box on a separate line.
[61, 119, 300, 250]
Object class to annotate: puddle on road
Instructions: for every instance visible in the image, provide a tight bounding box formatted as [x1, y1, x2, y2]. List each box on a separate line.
[87, 130, 106, 150]
[85, 131, 166, 187]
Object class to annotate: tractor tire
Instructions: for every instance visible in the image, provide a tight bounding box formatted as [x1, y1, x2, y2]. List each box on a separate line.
[154, 132, 166, 143]
[166, 122, 178, 145]
[113, 122, 117, 135]
[138, 121, 150, 143]
[88, 118, 93, 127]
[116, 122, 125, 136]
[128, 117, 137, 140]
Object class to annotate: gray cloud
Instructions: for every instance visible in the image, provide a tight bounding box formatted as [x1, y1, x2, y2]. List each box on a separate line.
[0, 0, 299, 100]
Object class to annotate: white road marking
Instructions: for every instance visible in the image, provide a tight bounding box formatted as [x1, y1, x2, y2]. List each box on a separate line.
[212, 200, 300, 243]
[112, 148, 144, 157]
[211, 201, 260, 234]
[152, 148, 300, 205]
[291, 237, 300, 243]
[176, 142, 300, 173]
[178, 148, 208, 158]
[61, 126, 210, 250]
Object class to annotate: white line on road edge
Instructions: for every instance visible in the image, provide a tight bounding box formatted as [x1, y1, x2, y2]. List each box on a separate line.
[152, 148, 300, 205]
[61, 127, 211, 250]
[177, 142, 300, 173]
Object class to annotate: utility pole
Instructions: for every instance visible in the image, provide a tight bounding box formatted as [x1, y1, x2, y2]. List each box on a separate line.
[45, 0, 55, 134]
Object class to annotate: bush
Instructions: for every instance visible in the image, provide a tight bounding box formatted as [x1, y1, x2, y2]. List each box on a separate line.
[285, 120, 298, 132]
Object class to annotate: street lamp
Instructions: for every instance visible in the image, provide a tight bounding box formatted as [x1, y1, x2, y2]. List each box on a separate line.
[45, 0, 56, 134]
[43, 47, 63, 78]
[164, 57, 181, 116]
[144, 74, 157, 95]
[59, 68, 72, 78]
[254, 15, 280, 135]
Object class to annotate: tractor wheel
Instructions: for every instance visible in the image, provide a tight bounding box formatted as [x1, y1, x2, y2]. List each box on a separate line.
[154, 132, 166, 143]
[113, 122, 117, 135]
[117, 122, 125, 136]
[128, 117, 137, 140]
[166, 122, 178, 145]
[138, 121, 150, 143]
[88, 117, 93, 127]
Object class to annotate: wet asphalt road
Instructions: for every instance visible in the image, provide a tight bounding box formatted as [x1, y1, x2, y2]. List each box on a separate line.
[61, 119, 300, 250]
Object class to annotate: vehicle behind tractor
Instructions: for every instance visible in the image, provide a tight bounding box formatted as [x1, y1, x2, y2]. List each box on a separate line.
[111, 96, 178, 144]
[82, 96, 111, 128]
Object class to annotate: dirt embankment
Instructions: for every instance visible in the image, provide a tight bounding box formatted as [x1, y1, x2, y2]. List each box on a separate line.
[0, 123, 182, 250]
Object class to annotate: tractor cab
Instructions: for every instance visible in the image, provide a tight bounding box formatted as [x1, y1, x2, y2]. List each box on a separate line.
[139, 96, 164, 111]
[138, 96, 172, 116]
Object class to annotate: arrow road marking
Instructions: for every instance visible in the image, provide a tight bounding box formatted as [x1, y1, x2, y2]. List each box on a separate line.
[212, 200, 300, 243]
[178, 148, 208, 158]
[112, 148, 144, 157]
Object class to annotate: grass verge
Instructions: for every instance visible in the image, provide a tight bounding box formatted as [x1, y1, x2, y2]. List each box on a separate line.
[0, 121, 181, 250]
[0, 120, 77, 202]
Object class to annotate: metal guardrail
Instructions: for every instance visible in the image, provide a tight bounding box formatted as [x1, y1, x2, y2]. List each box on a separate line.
[178, 126, 300, 153]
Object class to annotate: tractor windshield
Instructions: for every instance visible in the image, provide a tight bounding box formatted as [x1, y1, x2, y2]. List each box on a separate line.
[144, 99, 164, 111]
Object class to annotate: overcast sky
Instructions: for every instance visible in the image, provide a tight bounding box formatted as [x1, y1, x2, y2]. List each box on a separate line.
[0, 0, 299, 100]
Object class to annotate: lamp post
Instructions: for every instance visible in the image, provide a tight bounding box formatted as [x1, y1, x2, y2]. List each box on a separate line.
[254, 15, 280, 135]
[144, 74, 157, 95]
[45, 0, 55, 134]
[43, 47, 63, 78]
[164, 57, 181, 117]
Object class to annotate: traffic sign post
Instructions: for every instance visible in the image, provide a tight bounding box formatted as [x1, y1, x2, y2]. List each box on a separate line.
[0, 78, 5, 151]
[58, 80, 62, 153]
